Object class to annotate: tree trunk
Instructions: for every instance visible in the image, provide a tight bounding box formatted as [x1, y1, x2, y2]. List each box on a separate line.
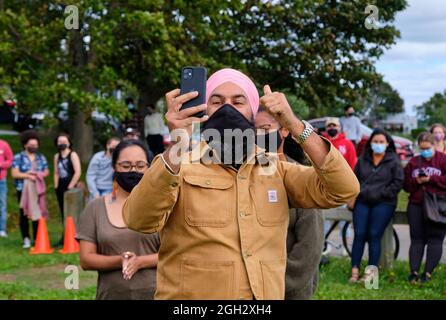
[71, 106, 94, 163]
[137, 74, 165, 111]
[69, 27, 94, 163]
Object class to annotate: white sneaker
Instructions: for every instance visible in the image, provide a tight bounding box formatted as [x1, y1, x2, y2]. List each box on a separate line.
[23, 237, 31, 249]
[323, 243, 333, 256]
[0, 230, 7, 238]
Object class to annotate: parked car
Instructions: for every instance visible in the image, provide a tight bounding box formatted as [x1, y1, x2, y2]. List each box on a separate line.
[308, 117, 414, 160]
[0, 99, 46, 131]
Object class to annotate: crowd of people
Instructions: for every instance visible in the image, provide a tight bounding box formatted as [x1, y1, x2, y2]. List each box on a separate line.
[0, 68, 445, 300]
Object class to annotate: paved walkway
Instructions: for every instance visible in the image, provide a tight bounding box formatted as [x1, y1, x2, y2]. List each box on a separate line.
[326, 223, 446, 264]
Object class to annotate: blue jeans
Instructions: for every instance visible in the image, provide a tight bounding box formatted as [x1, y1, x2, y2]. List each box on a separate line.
[89, 188, 113, 201]
[351, 200, 395, 268]
[98, 188, 112, 196]
[0, 180, 7, 232]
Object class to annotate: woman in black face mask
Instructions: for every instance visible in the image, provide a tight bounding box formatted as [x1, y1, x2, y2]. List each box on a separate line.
[53, 133, 81, 247]
[11, 130, 50, 249]
[77, 140, 160, 300]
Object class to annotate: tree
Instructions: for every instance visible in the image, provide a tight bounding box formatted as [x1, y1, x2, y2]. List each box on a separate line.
[360, 77, 404, 125]
[0, 0, 408, 161]
[416, 90, 446, 127]
[0, 1, 128, 161]
[202, 0, 408, 117]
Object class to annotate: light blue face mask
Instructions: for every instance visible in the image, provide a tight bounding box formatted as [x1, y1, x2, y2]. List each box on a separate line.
[420, 148, 434, 159]
[371, 143, 387, 154]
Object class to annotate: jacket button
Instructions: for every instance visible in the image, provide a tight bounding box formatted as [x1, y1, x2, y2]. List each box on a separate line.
[171, 182, 178, 187]
[205, 180, 211, 185]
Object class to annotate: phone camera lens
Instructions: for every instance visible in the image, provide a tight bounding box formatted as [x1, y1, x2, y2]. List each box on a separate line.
[183, 69, 193, 80]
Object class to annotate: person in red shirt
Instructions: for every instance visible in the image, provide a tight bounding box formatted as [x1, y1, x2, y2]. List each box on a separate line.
[323, 117, 357, 170]
[0, 139, 13, 238]
[323, 117, 358, 255]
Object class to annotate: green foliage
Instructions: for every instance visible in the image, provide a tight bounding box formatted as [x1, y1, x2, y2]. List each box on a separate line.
[411, 128, 428, 140]
[416, 90, 446, 127]
[360, 77, 404, 124]
[0, 0, 407, 118]
[205, 0, 408, 116]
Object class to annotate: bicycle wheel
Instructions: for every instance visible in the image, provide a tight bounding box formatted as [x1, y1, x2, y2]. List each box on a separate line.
[342, 221, 353, 257]
[393, 228, 400, 259]
[342, 222, 400, 259]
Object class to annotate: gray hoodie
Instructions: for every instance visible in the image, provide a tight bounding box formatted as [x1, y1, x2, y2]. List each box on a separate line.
[340, 115, 362, 143]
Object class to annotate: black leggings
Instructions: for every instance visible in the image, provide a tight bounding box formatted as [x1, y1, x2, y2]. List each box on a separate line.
[17, 191, 38, 241]
[56, 178, 70, 225]
[407, 203, 446, 275]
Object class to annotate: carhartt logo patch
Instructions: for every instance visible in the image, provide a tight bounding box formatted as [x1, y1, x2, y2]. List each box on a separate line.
[267, 190, 278, 203]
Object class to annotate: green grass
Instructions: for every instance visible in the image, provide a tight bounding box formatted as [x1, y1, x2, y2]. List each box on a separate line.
[0, 127, 443, 300]
[0, 222, 97, 299]
[315, 257, 446, 300]
[0, 128, 96, 299]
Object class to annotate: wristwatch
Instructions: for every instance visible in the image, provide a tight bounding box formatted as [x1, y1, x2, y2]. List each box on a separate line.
[296, 120, 314, 144]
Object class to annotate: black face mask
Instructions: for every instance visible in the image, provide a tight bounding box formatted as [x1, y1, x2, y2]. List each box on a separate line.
[114, 171, 144, 193]
[108, 148, 115, 155]
[327, 128, 338, 137]
[283, 133, 306, 164]
[57, 144, 68, 151]
[256, 130, 282, 153]
[26, 146, 38, 154]
[201, 104, 255, 169]
[347, 112, 354, 117]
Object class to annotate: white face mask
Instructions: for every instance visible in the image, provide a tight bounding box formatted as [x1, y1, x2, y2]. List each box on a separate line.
[371, 143, 387, 154]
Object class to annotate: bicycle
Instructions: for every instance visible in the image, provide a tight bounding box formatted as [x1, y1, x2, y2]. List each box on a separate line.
[323, 220, 400, 260]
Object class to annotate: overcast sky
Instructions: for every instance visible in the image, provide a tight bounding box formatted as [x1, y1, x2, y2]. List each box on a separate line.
[375, 0, 446, 115]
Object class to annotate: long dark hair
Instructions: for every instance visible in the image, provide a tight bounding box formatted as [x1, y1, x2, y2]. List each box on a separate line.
[365, 128, 396, 156]
[112, 139, 152, 168]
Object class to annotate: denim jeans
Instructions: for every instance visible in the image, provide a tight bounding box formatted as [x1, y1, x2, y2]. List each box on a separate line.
[0, 180, 7, 232]
[351, 200, 395, 268]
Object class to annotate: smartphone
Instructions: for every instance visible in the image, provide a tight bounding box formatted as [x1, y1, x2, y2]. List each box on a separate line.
[180, 66, 207, 118]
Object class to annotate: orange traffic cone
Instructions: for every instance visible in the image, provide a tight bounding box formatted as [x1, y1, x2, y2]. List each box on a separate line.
[59, 216, 79, 254]
[30, 218, 54, 254]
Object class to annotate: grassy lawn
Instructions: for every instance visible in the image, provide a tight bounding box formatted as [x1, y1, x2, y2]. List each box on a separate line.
[316, 257, 446, 300]
[0, 126, 443, 300]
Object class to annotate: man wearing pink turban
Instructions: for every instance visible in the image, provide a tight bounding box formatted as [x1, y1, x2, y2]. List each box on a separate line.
[123, 68, 360, 300]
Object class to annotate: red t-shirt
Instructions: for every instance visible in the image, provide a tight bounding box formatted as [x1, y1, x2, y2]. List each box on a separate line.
[0, 139, 13, 180]
[323, 132, 357, 170]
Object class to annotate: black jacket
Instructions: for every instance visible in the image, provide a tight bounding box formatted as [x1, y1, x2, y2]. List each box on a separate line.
[354, 150, 404, 206]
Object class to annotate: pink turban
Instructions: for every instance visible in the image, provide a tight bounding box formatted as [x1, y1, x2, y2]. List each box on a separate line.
[206, 68, 259, 117]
